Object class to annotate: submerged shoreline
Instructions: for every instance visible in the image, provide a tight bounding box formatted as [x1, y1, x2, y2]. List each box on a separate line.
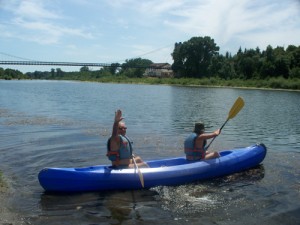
[0, 171, 22, 224]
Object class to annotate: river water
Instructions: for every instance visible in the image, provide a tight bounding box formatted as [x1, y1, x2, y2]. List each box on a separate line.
[0, 80, 299, 225]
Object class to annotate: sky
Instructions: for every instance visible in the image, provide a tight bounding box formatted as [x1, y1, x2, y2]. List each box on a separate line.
[1, 0, 300, 73]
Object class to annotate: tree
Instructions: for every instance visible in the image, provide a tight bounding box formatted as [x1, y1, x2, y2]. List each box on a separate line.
[120, 58, 153, 77]
[109, 63, 120, 75]
[171, 42, 185, 77]
[268, 46, 290, 78]
[0, 67, 4, 78]
[56, 68, 64, 77]
[264, 45, 275, 63]
[3, 68, 25, 79]
[239, 57, 256, 79]
[288, 45, 300, 69]
[208, 55, 234, 79]
[80, 66, 89, 72]
[171, 36, 220, 78]
[260, 61, 275, 78]
[274, 56, 289, 78]
[51, 68, 55, 78]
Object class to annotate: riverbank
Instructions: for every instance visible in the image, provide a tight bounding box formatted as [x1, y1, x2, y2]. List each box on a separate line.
[2, 76, 300, 91]
[53, 76, 300, 91]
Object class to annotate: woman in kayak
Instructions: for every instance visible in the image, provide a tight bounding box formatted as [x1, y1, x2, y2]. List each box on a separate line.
[107, 109, 148, 168]
[184, 122, 221, 160]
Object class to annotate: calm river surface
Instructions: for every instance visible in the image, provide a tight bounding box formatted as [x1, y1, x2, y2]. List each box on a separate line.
[0, 80, 299, 225]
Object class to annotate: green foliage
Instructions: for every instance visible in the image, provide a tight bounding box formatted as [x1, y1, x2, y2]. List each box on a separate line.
[290, 67, 300, 78]
[91, 76, 300, 90]
[172, 36, 219, 78]
[109, 63, 121, 75]
[0, 68, 28, 80]
[171, 37, 300, 83]
[80, 66, 89, 72]
[120, 58, 153, 78]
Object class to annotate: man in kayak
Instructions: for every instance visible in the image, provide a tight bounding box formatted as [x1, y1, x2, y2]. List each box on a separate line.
[107, 109, 148, 168]
[184, 122, 221, 160]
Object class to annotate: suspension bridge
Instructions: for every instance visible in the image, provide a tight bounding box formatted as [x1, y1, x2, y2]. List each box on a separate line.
[0, 60, 118, 68]
[0, 52, 172, 70]
[0, 60, 173, 70]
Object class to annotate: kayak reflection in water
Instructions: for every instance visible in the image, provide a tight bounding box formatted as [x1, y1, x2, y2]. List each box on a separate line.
[106, 109, 149, 168]
[184, 122, 221, 161]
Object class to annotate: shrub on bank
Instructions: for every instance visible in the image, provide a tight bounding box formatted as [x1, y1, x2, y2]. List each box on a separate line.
[114, 77, 300, 90]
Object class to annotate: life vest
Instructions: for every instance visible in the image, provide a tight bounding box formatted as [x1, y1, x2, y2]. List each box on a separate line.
[184, 133, 207, 160]
[106, 135, 133, 165]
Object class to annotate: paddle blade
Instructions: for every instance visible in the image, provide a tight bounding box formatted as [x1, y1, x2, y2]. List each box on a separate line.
[227, 96, 245, 120]
[207, 96, 245, 150]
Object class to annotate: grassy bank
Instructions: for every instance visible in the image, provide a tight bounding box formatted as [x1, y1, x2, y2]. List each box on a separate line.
[3, 75, 299, 90]
[68, 76, 300, 91]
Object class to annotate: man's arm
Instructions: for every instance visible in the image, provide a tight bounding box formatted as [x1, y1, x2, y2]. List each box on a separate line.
[110, 109, 123, 150]
[198, 129, 220, 140]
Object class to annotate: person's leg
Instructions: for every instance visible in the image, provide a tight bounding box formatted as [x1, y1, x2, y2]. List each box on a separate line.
[129, 156, 149, 168]
[137, 162, 149, 168]
[134, 156, 143, 163]
[204, 151, 220, 160]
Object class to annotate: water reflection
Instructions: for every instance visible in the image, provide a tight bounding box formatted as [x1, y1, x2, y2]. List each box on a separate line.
[39, 189, 163, 224]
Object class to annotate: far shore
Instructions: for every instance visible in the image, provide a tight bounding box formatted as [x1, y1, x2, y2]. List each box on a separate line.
[1, 77, 300, 92]
[101, 80, 300, 92]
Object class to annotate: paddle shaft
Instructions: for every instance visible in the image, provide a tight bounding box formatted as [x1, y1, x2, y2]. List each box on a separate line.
[205, 119, 228, 150]
[124, 135, 144, 188]
[132, 156, 144, 188]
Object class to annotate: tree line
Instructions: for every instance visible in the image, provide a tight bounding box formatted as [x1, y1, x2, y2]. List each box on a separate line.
[1, 36, 299, 81]
[172, 36, 300, 79]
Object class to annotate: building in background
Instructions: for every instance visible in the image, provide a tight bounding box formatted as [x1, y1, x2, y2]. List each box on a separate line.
[143, 63, 173, 78]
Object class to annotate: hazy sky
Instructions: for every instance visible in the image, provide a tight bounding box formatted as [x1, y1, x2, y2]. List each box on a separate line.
[1, 0, 300, 72]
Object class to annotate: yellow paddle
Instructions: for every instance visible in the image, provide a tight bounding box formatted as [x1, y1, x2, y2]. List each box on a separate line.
[206, 96, 245, 150]
[132, 156, 144, 188]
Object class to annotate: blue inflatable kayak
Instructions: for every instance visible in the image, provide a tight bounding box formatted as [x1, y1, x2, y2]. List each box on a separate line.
[38, 143, 267, 192]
